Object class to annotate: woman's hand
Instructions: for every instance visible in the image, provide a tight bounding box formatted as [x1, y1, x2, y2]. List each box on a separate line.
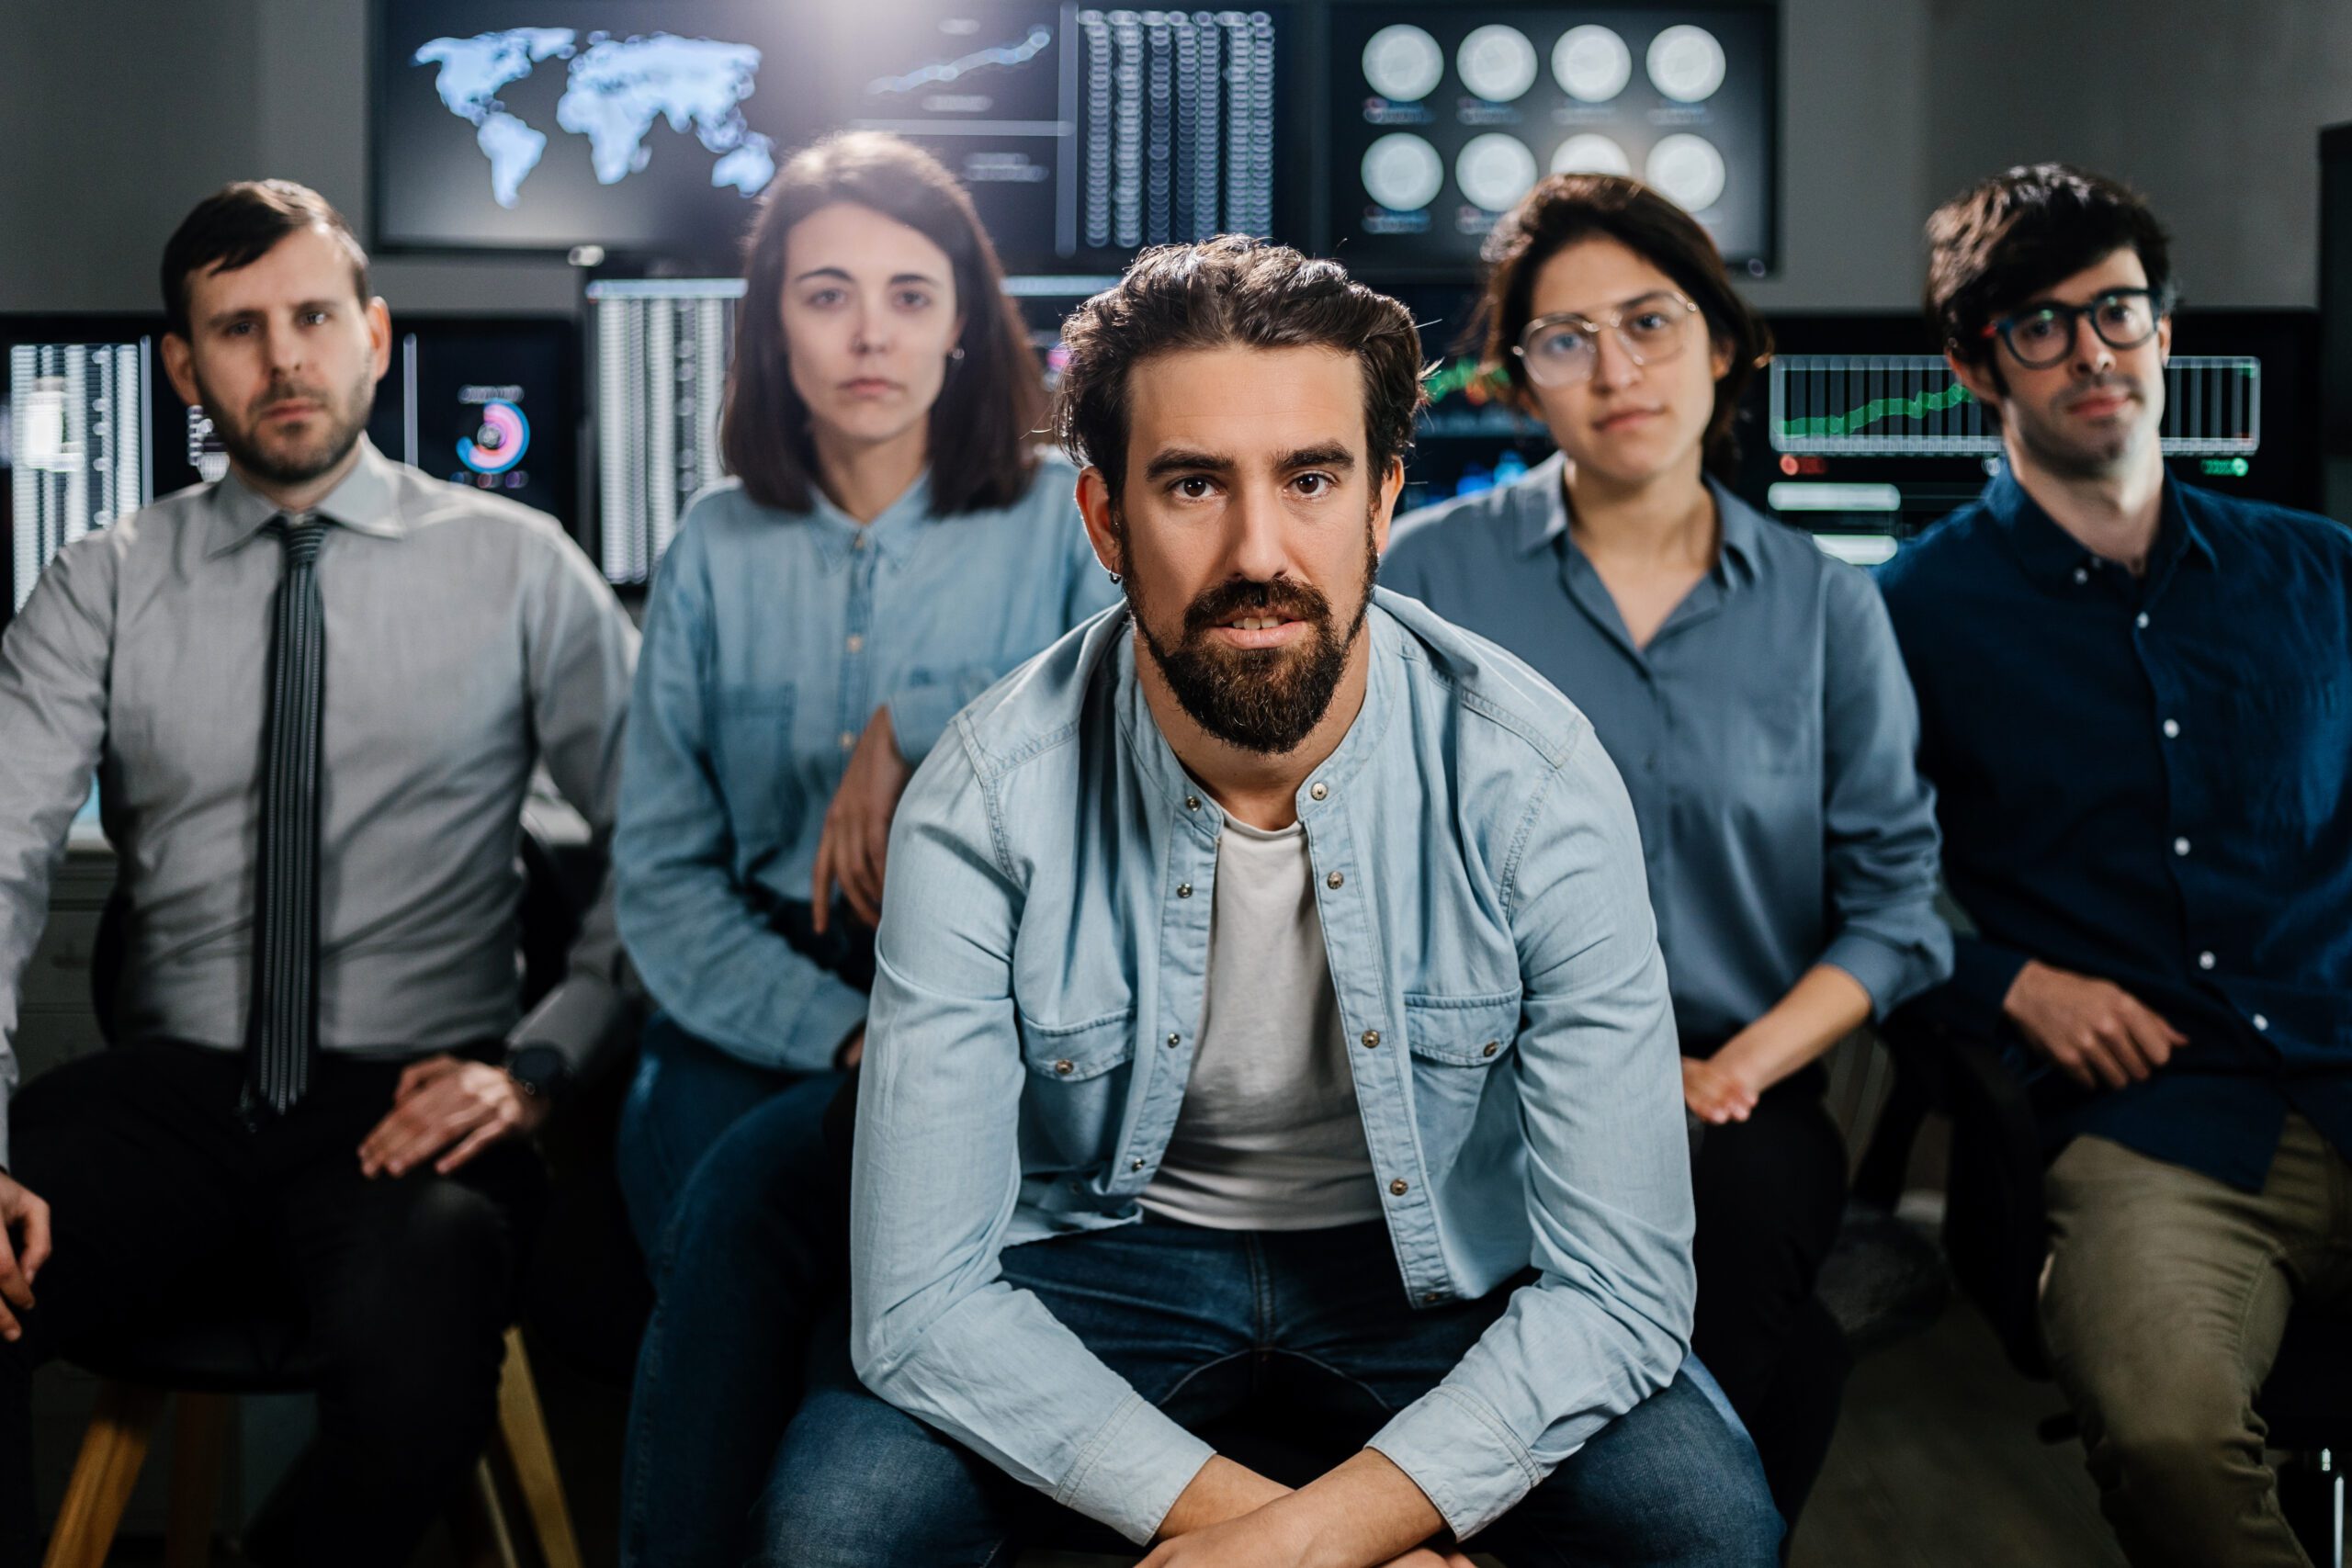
[1681, 1055, 1760, 1124]
[813, 705, 913, 931]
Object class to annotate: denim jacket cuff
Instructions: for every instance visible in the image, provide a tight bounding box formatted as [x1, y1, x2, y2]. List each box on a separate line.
[1053, 1389, 1217, 1544]
[1367, 1383, 1544, 1542]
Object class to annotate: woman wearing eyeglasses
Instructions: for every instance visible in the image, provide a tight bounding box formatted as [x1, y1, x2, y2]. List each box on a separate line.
[1383, 175, 1951, 1530]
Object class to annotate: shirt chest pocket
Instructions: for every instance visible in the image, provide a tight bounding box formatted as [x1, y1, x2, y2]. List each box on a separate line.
[1015, 1008, 1136, 1164]
[1403, 990, 1523, 1167]
[710, 683, 803, 843]
[2210, 678, 2349, 833]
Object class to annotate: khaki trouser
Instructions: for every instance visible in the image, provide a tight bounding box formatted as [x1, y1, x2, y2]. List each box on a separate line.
[2041, 1114, 2352, 1568]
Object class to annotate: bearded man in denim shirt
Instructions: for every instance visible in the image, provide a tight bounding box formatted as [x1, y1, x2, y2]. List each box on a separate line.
[761, 237, 1780, 1568]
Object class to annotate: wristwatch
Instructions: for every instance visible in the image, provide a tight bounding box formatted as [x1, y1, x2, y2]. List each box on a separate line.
[503, 1043, 573, 1105]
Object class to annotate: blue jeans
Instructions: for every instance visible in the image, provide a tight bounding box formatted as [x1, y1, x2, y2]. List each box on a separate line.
[761, 1218, 1781, 1566]
[616, 1013, 849, 1568]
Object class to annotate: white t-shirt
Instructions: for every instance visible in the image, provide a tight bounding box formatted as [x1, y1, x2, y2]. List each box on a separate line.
[1138, 817, 1382, 1230]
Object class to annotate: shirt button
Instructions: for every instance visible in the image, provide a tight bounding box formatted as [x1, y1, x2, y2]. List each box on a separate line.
[1309, 782, 1329, 801]
[853, 532, 870, 551]
[839, 731, 857, 751]
[2136, 613, 2151, 629]
[1361, 1030, 1381, 1050]
[1327, 871, 1345, 890]
[1054, 1059, 1074, 1075]
[1167, 1032, 1181, 1048]
[1422, 1291, 1442, 1303]
[2073, 567, 2089, 584]
[1176, 882, 1193, 898]
[1389, 1178, 1409, 1197]
[1184, 795, 1201, 811]
[1481, 1041, 1498, 1057]
[2199, 951, 2216, 970]
[2174, 837, 2190, 856]
[2254, 1014, 2270, 1032]
[2162, 718, 2179, 739]
[1130, 1157, 1146, 1171]
[845, 634, 864, 653]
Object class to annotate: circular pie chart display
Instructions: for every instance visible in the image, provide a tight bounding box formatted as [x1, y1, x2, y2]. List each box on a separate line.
[1553, 26, 1632, 102]
[1552, 133, 1633, 177]
[1457, 133, 1539, 212]
[1363, 24, 1445, 102]
[458, 400, 530, 474]
[1363, 133, 1445, 211]
[1646, 25, 1727, 103]
[1457, 25, 1538, 102]
[1646, 134, 1727, 213]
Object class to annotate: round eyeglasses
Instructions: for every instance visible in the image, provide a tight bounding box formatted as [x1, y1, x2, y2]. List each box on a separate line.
[1513, 292, 1701, 389]
[1981, 288, 2164, 369]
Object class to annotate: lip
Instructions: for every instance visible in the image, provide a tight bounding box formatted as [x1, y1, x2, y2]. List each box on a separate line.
[840, 378, 901, 397]
[261, 400, 321, 422]
[1594, 407, 1664, 433]
[2068, 391, 2132, 418]
[1206, 619, 1304, 650]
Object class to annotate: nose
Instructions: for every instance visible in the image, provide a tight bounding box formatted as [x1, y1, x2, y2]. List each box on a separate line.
[2068, 315, 2114, 378]
[263, 319, 305, 378]
[850, 297, 888, 356]
[1590, 327, 1645, 391]
[1223, 480, 1290, 586]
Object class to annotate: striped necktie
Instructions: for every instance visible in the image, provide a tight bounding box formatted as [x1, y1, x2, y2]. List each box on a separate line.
[249, 515, 328, 1113]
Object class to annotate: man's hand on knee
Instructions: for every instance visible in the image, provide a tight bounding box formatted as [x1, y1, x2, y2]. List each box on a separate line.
[357, 1055, 548, 1179]
[0, 1171, 51, 1341]
[2004, 961, 2188, 1089]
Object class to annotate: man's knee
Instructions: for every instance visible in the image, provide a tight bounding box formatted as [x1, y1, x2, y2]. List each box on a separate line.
[2078, 1365, 2274, 1528]
[757, 1382, 1006, 1568]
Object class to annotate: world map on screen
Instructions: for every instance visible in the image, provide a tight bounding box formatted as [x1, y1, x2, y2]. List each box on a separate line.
[413, 28, 778, 209]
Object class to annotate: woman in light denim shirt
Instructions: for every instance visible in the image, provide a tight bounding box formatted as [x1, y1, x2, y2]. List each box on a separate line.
[1384, 176, 1951, 1534]
[609, 132, 1116, 1568]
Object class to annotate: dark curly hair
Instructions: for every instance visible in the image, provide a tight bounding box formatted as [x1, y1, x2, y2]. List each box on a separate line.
[1052, 236, 1426, 502]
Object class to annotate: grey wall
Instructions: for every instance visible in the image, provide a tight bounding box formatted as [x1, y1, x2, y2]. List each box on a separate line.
[0, 0, 2345, 317]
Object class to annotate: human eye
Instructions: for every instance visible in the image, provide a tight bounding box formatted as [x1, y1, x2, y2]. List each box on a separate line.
[2098, 296, 2143, 327]
[1291, 471, 1338, 499]
[2012, 310, 2064, 344]
[894, 288, 934, 311]
[801, 287, 844, 310]
[1168, 475, 1219, 502]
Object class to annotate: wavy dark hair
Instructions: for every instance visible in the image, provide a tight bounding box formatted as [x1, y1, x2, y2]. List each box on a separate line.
[1927, 163, 2176, 378]
[1053, 235, 1425, 501]
[720, 131, 1043, 514]
[1472, 174, 1770, 478]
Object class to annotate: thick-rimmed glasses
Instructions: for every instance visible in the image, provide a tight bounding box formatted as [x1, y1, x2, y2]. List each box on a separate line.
[1981, 288, 2164, 368]
[1513, 292, 1701, 389]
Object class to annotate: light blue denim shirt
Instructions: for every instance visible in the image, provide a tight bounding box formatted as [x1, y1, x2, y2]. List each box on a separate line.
[850, 591, 1695, 1544]
[614, 457, 1116, 1072]
[1384, 456, 1951, 1046]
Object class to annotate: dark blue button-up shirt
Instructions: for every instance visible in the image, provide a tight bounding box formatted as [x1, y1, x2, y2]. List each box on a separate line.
[1384, 456, 1951, 1049]
[1877, 469, 2352, 1190]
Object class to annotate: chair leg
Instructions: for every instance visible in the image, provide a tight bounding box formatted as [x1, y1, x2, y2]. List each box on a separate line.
[446, 1456, 521, 1568]
[491, 1325, 583, 1568]
[41, 1381, 167, 1568]
[163, 1393, 232, 1568]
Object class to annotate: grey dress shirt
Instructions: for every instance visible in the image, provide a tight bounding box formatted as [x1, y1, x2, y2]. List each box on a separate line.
[0, 438, 638, 1160]
[1384, 454, 1951, 1048]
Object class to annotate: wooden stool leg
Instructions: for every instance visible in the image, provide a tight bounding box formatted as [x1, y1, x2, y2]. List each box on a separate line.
[163, 1393, 232, 1568]
[445, 1456, 521, 1568]
[41, 1381, 166, 1568]
[491, 1325, 582, 1568]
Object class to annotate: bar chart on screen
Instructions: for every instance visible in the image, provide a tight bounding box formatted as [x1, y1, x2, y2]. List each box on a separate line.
[1769, 355, 2262, 457]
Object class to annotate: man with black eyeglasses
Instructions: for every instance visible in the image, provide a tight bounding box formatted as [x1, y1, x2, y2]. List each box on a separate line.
[1877, 164, 2352, 1568]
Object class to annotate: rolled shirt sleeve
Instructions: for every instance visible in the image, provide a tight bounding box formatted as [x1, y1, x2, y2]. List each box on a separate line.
[1815, 565, 1952, 1017]
[847, 733, 1214, 1545]
[1367, 728, 1695, 1540]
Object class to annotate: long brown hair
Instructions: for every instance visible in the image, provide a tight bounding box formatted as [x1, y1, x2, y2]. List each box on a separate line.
[720, 132, 1044, 514]
[1473, 174, 1770, 477]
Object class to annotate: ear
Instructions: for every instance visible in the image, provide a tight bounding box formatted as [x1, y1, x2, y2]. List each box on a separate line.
[160, 332, 199, 410]
[1076, 466, 1122, 577]
[2154, 311, 2172, 367]
[366, 297, 393, 386]
[1371, 456, 1405, 555]
[1710, 333, 1735, 380]
[1945, 345, 2003, 417]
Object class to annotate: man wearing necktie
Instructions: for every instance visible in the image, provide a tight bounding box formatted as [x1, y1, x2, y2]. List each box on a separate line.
[0, 182, 637, 1565]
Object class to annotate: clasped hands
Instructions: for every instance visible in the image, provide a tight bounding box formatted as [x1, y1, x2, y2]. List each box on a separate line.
[1138, 1453, 1472, 1568]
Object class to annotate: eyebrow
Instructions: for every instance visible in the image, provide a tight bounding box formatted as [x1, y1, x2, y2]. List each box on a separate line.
[201, 299, 344, 331]
[1140, 443, 1359, 482]
[1544, 288, 1681, 322]
[789, 265, 944, 287]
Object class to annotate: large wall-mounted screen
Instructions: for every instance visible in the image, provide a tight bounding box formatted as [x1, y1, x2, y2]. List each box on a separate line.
[0, 321, 153, 625]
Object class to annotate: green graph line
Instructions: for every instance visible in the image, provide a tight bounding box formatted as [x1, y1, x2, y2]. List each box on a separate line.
[1779, 381, 1975, 438]
[1423, 358, 1510, 403]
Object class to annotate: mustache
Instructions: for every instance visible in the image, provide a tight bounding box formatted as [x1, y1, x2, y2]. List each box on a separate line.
[2058, 375, 2139, 408]
[1181, 578, 1333, 637]
[250, 378, 330, 412]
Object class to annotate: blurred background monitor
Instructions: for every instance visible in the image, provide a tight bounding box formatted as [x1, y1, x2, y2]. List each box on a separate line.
[1329, 3, 1776, 280]
[0, 316, 154, 629]
[582, 276, 744, 585]
[376, 2, 1305, 276]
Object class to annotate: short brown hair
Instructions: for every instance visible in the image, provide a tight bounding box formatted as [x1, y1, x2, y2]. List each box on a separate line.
[720, 131, 1043, 516]
[161, 180, 370, 341]
[1472, 174, 1770, 477]
[1926, 164, 2176, 370]
[1052, 236, 1425, 502]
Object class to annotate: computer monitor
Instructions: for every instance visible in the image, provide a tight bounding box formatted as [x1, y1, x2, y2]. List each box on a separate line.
[583, 276, 745, 584]
[1329, 3, 1776, 279]
[0, 317, 154, 626]
[376, 3, 1305, 276]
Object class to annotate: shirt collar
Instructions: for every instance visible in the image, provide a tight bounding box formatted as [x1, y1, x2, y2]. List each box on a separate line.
[1982, 464, 2215, 586]
[804, 468, 938, 570]
[1515, 451, 1759, 588]
[204, 435, 407, 557]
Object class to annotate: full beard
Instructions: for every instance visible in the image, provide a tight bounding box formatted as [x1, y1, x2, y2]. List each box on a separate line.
[200, 363, 377, 489]
[1125, 516, 1379, 756]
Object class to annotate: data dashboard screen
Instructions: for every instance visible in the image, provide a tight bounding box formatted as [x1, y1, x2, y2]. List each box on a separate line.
[0, 322, 152, 622]
[584, 276, 744, 584]
[1329, 4, 1774, 276]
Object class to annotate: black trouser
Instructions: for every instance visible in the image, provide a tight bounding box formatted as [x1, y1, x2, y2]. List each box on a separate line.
[1689, 1064, 1851, 1533]
[0, 1041, 544, 1568]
